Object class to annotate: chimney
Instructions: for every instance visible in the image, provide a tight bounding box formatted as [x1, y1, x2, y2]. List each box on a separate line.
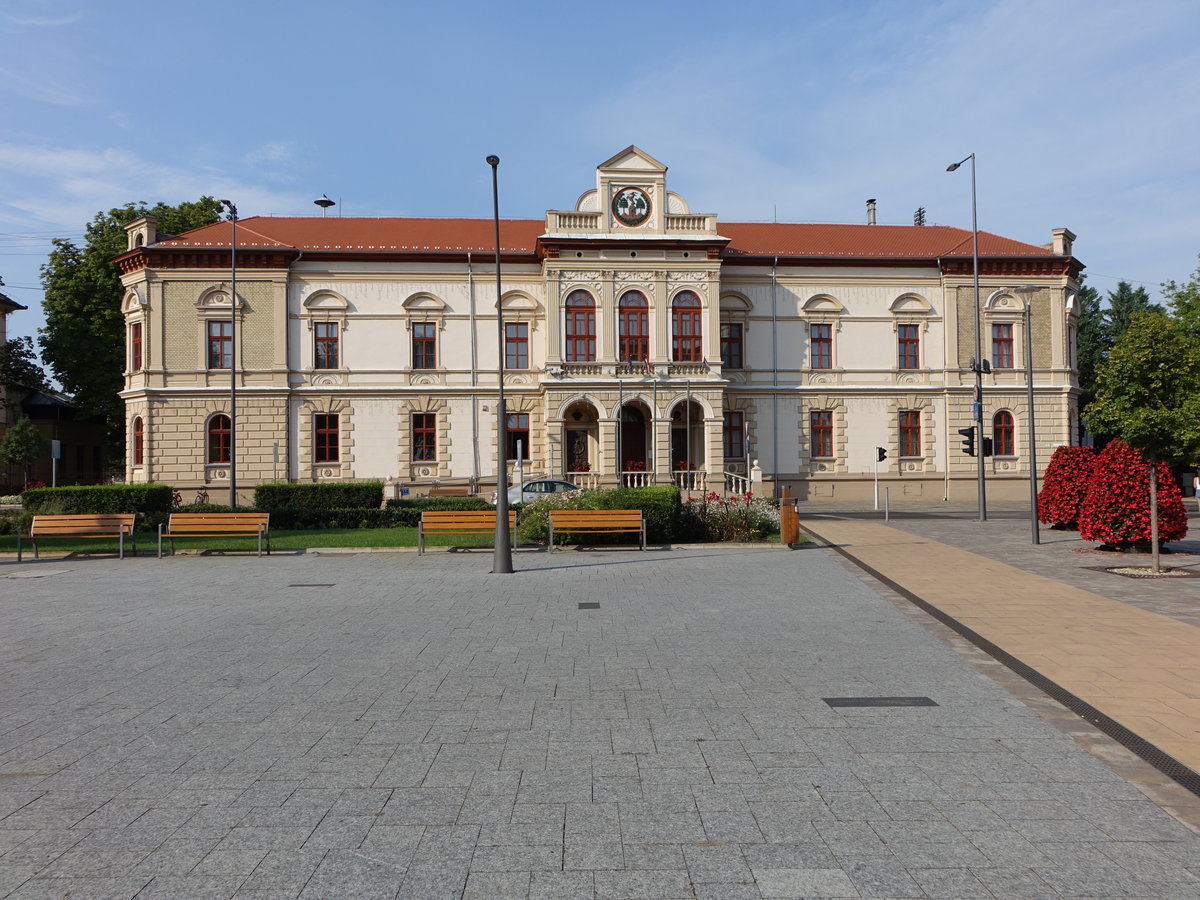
[1052, 228, 1075, 256]
[866, 199, 877, 225]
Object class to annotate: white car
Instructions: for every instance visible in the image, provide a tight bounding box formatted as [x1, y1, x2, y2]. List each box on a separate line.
[490, 479, 578, 506]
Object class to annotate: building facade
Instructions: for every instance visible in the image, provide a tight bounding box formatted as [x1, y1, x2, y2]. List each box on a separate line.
[117, 147, 1083, 503]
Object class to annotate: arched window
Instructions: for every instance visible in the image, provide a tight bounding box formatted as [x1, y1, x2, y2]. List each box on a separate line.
[132, 417, 144, 466]
[619, 291, 649, 362]
[564, 290, 596, 362]
[207, 414, 231, 464]
[672, 291, 702, 362]
[993, 410, 1015, 457]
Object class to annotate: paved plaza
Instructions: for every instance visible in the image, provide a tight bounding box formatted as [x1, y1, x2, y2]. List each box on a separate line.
[3, 538, 1200, 898]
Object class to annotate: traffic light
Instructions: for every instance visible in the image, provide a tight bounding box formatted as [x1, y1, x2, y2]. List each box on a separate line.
[981, 437, 994, 458]
[958, 426, 975, 457]
[876, 447, 888, 462]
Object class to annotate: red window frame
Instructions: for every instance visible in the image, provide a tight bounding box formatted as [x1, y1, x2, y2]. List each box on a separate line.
[672, 291, 702, 362]
[412, 322, 437, 369]
[314, 322, 339, 369]
[130, 322, 143, 372]
[505, 322, 528, 370]
[992, 323, 1014, 368]
[315, 414, 339, 463]
[506, 412, 530, 460]
[619, 291, 649, 362]
[898, 324, 919, 369]
[207, 320, 232, 370]
[723, 411, 745, 459]
[993, 410, 1015, 456]
[412, 413, 436, 461]
[899, 410, 921, 457]
[810, 323, 832, 369]
[132, 416, 144, 466]
[720, 322, 743, 370]
[208, 414, 231, 463]
[810, 410, 833, 458]
[564, 290, 596, 362]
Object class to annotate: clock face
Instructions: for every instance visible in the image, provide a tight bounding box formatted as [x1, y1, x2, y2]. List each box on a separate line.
[612, 187, 651, 227]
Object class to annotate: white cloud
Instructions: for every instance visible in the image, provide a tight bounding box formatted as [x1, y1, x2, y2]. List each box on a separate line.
[0, 65, 84, 106]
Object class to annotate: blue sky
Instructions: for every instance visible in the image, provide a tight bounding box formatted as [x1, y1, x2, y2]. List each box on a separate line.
[3, 0, 1199, 344]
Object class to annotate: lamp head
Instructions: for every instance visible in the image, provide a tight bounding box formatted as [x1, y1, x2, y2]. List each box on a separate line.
[486, 155, 500, 167]
[313, 194, 335, 210]
[945, 163, 961, 172]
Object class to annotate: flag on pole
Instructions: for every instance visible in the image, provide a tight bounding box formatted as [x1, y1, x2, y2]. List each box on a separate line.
[645, 359, 654, 375]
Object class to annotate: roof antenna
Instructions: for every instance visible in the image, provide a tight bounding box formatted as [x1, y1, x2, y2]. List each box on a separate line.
[913, 207, 926, 226]
[314, 195, 335, 217]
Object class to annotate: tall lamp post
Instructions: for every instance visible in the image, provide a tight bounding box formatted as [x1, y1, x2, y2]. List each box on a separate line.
[1015, 284, 1041, 544]
[946, 154, 987, 521]
[218, 199, 238, 508]
[487, 155, 514, 574]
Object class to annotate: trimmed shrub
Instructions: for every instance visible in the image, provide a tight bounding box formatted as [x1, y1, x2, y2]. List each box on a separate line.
[0, 509, 30, 536]
[384, 495, 493, 526]
[266, 507, 408, 530]
[253, 481, 383, 511]
[679, 491, 781, 542]
[20, 484, 174, 527]
[1078, 440, 1187, 549]
[1037, 445, 1097, 529]
[515, 485, 681, 545]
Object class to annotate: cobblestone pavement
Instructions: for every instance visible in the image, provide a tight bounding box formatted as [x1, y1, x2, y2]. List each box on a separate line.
[3, 547, 1200, 898]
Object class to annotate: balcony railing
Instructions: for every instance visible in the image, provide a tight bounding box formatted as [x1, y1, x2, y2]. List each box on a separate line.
[673, 470, 707, 492]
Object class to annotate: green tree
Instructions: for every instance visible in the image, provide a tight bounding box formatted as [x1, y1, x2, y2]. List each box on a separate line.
[1163, 255, 1200, 338]
[1103, 280, 1161, 347]
[39, 198, 223, 457]
[1074, 276, 1105, 425]
[1085, 310, 1200, 572]
[0, 336, 49, 415]
[0, 416, 49, 486]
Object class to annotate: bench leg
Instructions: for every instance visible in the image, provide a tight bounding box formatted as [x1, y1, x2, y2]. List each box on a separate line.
[16, 530, 21, 563]
[641, 523, 646, 551]
[547, 521, 554, 552]
[418, 524, 424, 555]
[157, 524, 164, 559]
[257, 529, 262, 558]
[119, 530, 124, 560]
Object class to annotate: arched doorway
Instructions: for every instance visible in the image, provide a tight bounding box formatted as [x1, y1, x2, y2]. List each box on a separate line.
[618, 401, 651, 486]
[670, 399, 705, 489]
[563, 401, 599, 481]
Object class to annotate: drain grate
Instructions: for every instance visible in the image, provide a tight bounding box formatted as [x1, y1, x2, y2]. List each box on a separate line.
[288, 584, 335, 588]
[578, 602, 600, 609]
[824, 697, 937, 708]
[813, 529, 1200, 798]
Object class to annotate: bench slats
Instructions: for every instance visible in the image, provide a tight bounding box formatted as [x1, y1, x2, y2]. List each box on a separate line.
[158, 513, 271, 558]
[22, 514, 137, 561]
[548, 510, 645, 551]
[418, 511, 515, 554]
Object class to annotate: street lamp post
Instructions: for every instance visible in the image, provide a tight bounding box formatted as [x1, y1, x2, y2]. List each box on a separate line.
[946, 154, 987, 521]
[1016, 284, 1041, 544]
[218, 199, 238, 508]
[487, 155, 514, 574]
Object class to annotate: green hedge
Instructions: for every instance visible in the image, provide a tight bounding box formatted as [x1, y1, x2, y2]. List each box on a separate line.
[515, 485, 681, 545]
[384, 495, 493, 525]
[265, 507, 410, 530]
[253, 481, 383, 511]
[20, 484, 174, 527]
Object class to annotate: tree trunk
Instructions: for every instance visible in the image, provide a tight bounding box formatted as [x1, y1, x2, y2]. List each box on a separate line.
[1149, 460, 1161, 575]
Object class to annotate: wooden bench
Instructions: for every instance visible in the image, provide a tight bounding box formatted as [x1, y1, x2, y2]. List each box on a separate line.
[21, 514, 137, 561]
[157, 512, 271, 558]
[428, 485, 471, 497]
[418, 510, 515, 555]
[547, 509, 645, 551]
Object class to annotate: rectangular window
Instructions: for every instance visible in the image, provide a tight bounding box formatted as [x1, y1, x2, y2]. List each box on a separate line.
[899, 410, 921, 457]
[506, 412, 530, 461]
[207, 320, 232, 369]
[897, 324, 919, 369]
[505, 322, 528, 370]
[720, 322, 743, 369]
[315, 414, 339, 463]
[314, 322, 339, 369]
[723, 411, 745, 459]
[412, 322, 437, 369]
[810, 323, 832, 369]
[810, 410, 833, 459]
[412, 413, 437, 461]
[130, 322, 143, 372]
[992, 323, 1014, 368]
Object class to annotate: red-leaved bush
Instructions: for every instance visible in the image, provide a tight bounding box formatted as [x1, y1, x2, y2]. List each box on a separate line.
[1078, 439, 1187, 548]
[1037, 445, 1096, 529]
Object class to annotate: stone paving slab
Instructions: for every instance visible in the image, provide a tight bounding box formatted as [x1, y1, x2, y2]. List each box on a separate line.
[2, 547, 1200, 898]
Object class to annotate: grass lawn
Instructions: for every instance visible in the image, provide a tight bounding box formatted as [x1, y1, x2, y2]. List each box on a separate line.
[0, 526, 792, 556]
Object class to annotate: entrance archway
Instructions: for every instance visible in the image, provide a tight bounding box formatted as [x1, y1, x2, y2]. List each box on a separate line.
[562, 400, 599, 481]
[670, 399, 705, 489]
[618, 401, 651, 485]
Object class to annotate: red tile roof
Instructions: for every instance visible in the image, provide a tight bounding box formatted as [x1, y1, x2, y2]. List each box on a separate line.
[156, 216, 1060, 260]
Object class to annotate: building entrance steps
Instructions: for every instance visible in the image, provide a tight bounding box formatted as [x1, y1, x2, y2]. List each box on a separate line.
[801, 518, 1200, 782]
